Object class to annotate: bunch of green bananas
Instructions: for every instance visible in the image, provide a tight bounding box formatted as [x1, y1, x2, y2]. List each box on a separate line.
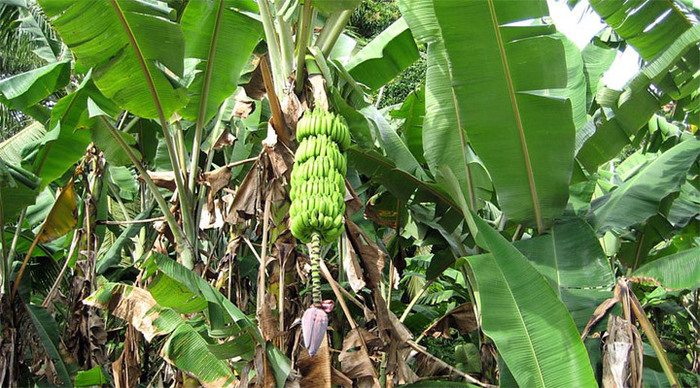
[290, 109, 350, 244]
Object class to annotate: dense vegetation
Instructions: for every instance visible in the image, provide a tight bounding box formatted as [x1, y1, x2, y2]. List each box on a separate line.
[0, 0, 699, 387]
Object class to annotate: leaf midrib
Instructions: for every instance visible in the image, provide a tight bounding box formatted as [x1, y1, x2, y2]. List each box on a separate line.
[195, 0, 225, 131]
[108, 0, 168, 126]
[485, 0, 543, 233]
[487, 251, 547, 387]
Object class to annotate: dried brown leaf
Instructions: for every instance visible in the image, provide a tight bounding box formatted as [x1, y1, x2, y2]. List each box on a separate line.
[581, 294, 620, 340]
[84, 284, 168, 342]
[225, 161, 260, 225]
[202, 165, 232, 214]
[424, 303, 478, 338]
[330, 367, 353, 388]
[602, 315, 634, 388]
[343, 235, 366, 292]
[144, 171, 177, 192]
[213, 128, 235, 150]
[297, 336, 331, 388]
[112, 325, 141, 388]
[242, 57, 266, 100]
[339, 328, 379, 385]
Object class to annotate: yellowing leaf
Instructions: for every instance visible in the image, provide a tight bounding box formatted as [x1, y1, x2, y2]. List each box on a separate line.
[38, 179, 77, 243]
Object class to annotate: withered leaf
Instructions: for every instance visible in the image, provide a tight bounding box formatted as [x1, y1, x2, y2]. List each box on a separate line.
[202, 165, 232, 214]
[297, 336, 331, 388]
[84, 284, 169, 342]
[225, 161, 260, 225]
[144, 171, 177, 192]
[339, 328, 379, 385]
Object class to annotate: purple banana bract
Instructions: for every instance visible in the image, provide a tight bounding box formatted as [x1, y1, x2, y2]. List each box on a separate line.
[302, 306, 327, 356]
[301, 300, 334, 356]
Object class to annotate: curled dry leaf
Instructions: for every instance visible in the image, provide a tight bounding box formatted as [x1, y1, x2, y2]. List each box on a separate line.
[225, 160, 260, 225]
[144, 171, 177, 192]
[297, 336, 331, 388]
[339, 328, 380, 387]
[345, 220, 412, 344]
[242, 56, 266, 100]
[343, 234, 366, 292]
[213, 128, 235, 150]
[112, 325, 141, 388]
[281, 88, 303, 131]
[423, 303, 478, 339]
[202, 164, 232, 214]
[331, 367, 353, 388]
[233, 88, 256, 119]
[84, 284, 168, 342]
[67, 261, 107, 368]
[602, 315, 641, 388]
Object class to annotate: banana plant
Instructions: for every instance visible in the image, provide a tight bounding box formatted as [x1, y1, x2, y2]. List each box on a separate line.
[0, 0, 698, 387]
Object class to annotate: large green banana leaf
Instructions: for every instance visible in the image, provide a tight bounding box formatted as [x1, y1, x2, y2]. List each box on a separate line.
[592, 139, 700, 233]
[439, 168, 596, 387]
[634, 248, 700, 290]
[346, 17, 420, 91]
[400, 0, 577, 231]
[38, 0, 187, 119]
[180, 0, 261, 123]
[515, 218, 615, 329]
[0, 121, 45, 165]
[467, 221, 596, 387]
[0, 60, 69, 122]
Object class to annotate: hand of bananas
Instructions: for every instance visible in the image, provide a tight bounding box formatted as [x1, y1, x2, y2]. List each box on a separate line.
[289, 109, 350, 244]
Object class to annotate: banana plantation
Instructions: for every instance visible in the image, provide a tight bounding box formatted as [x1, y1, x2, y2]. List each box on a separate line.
[1, 0, 700, 386]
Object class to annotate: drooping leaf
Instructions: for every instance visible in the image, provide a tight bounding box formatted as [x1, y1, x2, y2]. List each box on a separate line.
[589, 0, 695, 61]
[95, 203, 154, 274]
[25, 303, 72, 387]
[633, 248, 700, 290]
[161, 324, 237, 387]
[576, 25, 700, 174]
[106, 165, 138, 201]
[514, 218, 615, 329]
[440, 167, 596, 388]
[0, 160, 40, 221]
[38, 0, 187, 119]
[592, 139, 700, 233]
[151, 252, 255, 331]
[147, 272, 208, 314]
[37, 178, 77, 243]
[346, 17, 420, 91]
[0, 121, 46, 165]
[85, 282, 181, 341]
[0, 59, 70, 120]
[180, 0, 261, 123]
[85, 283, 238, 387]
